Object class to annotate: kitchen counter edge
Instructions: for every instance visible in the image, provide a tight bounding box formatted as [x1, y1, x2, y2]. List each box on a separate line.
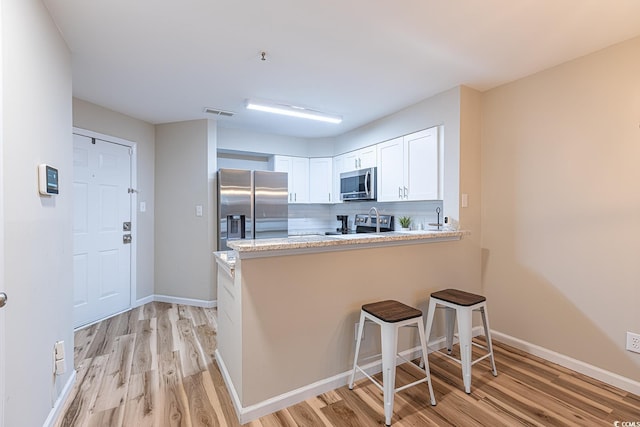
[225, 230, 469, 259]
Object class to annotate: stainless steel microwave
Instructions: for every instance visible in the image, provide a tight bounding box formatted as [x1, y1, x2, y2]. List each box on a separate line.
[340, 167, 376, 201]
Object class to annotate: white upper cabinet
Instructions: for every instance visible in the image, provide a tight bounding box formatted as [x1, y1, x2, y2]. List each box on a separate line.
[342, 145, 377, 172]
[377, 137, 405, 201]
[273, 155, 309, 203]
[377, 127, 440, 202]
[405, 128, 439, 201]
[309, 157, 333, 203]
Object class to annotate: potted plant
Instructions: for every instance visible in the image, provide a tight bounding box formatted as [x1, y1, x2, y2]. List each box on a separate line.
[399, 216, 411, 231]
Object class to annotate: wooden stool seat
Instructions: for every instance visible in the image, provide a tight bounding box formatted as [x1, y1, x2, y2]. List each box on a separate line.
[424, 288, 497, 394]
[362, 300, 423, 323]
[350, 300, 436, 425]
[431, 289, 486, 306]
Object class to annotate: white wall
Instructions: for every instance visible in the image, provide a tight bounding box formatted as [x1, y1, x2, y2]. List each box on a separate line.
[155, 120, 216, 301]
[1, 0, 74, 425]
[72, 98, 156, 301]
[481, 36, 640, 380]
[217, 126, 334, 158]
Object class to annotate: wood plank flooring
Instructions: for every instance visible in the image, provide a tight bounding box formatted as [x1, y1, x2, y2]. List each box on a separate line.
[56, 302, 640, 426]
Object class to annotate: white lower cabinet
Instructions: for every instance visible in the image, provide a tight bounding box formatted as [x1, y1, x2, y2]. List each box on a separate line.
[309, 157, 333, 203]
[377, 127, 440, 201]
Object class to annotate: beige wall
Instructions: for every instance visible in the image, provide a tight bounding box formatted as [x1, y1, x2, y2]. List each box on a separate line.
[481, 36, 640, 380]
[2, 0, 74, 425]
[155, 119, 216, 301]
[73, 98, 156, 300]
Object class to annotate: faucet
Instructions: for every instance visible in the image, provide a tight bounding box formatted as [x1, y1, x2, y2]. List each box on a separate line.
[368, 206, 380, 233]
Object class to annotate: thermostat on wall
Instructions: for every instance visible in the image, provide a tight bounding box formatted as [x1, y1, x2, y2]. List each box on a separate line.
[38, 164, 59, 196]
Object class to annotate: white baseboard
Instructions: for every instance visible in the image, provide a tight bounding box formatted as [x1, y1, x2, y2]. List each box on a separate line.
[133, 294, 154, 307]
[153, 294, 217, 308]
[491, 330, 640, 396]
[43, 369, 77, 427]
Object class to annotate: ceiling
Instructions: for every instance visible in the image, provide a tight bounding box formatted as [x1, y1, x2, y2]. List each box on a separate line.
[43, 0, 640, 139]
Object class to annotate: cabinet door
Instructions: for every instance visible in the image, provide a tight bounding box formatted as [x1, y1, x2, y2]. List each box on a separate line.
[376, 137, 404, 201]
[273, 155, 294, 201]
[309, 158, 333, 203]
[333, 155, 345, 204]
[342, 151, 360, 172]
[358, 146, 377, 169]
[290, 157, 309, 203]
[405, 127, 439, 200]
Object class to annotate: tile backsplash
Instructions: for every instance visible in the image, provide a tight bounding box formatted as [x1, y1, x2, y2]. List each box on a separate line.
[288, 200, 445, 235]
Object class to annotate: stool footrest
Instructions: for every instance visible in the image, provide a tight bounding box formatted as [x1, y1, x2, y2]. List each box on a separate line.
[353, 363, 431, 395]
[434, 346, 494, 364]
[354, 365, 384, 392]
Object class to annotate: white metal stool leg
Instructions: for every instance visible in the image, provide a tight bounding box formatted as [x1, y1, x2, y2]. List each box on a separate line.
[349, 311, 367, 389]
[416, 318, 436, 405]
[381, 322, 398, 426]
[456, 306, 473, 394]
[444, 306, 456, 354]
[479, 306, 498, 376]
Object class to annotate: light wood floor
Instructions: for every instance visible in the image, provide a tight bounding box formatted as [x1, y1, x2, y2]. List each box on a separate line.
[56, 302, 640, 426]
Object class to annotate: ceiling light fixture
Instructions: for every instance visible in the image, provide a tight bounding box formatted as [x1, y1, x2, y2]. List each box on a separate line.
[246, 99, 342, 124]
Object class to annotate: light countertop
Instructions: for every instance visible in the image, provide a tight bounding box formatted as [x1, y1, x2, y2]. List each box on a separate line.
[225, 229, 468, 258]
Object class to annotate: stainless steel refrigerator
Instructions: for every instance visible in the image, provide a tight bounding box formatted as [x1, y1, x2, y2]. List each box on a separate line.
[218, 168, 288, 251]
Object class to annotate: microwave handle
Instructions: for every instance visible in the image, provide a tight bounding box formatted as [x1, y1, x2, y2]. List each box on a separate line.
[364, 169, 371, 196]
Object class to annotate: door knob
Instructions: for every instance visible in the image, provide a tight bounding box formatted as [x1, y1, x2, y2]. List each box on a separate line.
[0, 292, 7, 308]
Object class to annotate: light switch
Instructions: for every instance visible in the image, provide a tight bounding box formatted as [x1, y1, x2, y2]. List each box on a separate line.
[461, 193, 469, 208]
[196, 205, 203, 217]
[140, 202, 146, 212]
[54, 341, 65, 360]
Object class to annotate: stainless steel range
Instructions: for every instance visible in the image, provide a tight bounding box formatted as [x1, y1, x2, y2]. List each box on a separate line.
[354, 213, 394, 233]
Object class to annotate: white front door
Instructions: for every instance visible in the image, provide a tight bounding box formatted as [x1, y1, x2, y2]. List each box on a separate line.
[0, 119, 5, 427]
[73, 134, 132, 327]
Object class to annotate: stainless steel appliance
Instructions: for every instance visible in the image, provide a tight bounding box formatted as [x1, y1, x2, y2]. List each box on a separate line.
[218, 168, 288, 250]
[340, 167, 376, 201]
[354, 213, 394, 233]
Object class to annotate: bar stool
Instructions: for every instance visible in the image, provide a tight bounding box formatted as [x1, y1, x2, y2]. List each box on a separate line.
[349, 300, 436, 426]
[424, 289, 497, 394]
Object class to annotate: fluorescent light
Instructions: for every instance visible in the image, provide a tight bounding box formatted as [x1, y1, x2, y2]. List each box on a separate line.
[246, 99, 342, 124]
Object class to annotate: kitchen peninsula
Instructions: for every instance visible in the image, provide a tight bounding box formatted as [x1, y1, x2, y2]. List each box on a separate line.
[214, 229, 470, 423]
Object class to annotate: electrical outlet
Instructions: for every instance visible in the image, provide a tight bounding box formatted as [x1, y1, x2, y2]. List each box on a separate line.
[626, 332, 640, 353]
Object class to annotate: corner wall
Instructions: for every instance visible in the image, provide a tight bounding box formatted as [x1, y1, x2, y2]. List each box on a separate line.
[481, 36, 640, 380]
[2, 0, 74, 425]
[155, 119, 216, 301]
[72, 98, 156, 301]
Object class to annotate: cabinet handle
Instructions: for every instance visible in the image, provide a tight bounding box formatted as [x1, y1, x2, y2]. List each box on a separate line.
[398, 187, 403, 199]
[328, 192, 331, 202]
[294, 193, 297, 202]
[289, 193, 292, 202]
[404, 187, 408, 199]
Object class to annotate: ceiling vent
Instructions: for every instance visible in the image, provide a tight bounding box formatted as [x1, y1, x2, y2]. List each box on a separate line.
[203, 107, 235, 117]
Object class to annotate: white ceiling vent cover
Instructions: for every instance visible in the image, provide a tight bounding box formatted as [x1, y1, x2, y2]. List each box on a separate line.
[203, 107, 235, 117]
